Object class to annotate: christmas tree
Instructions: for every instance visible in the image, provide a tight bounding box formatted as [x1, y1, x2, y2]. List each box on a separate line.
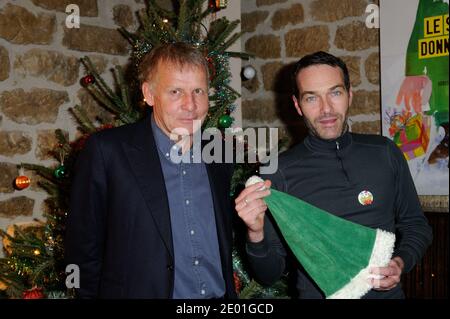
[0, 0, 287, 299]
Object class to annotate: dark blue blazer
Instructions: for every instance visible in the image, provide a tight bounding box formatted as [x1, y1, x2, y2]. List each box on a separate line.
[65, 115, 236, 298]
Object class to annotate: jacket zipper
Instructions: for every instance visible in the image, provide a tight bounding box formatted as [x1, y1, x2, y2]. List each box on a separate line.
[336, 141, 350, 183]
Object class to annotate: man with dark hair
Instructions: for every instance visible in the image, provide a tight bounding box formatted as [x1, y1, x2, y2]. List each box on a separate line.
[235, 51, 432, 299]
[65, 42, 236, 299]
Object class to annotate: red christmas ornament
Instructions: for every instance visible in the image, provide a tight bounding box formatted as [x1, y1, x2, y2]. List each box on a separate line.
[233, 272, 242, 294]
[208, 0, 217, 10]
[98, 124, 114, 131]
[70, 134, 89, 152]
[206, 57, 216, 81]
[81, 74, 95, 87]
[22, 287, 45, 299]
[14, 175, 31, 190]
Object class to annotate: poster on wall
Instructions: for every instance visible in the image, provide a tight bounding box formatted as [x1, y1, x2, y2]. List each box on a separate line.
[380, 0, 449, 195]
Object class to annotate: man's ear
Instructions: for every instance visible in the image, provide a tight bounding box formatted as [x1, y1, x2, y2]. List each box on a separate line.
[141, 82, 154, 106]
[292, 95, 303, 116]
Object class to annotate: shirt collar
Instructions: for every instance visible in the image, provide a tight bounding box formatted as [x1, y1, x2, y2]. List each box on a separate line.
[151, 115, 182, 159]
[304, 129, 352, 153]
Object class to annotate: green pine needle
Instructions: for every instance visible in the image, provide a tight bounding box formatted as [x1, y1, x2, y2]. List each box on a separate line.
[70, 106, 97, 134]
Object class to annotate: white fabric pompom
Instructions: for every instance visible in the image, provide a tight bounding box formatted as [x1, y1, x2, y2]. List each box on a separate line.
[245, 175, 264, 188]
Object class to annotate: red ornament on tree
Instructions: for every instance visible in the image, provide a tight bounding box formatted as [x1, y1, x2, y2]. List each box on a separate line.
[233, 272, 242, 294]
[208, 0, 227, 11]
[22, 287, 45, 299]
[98, 124, 114, 131]
[206, 57, 216, 81]
[70, 134, 89, 152]
[14, 175, 31, 190]
[208, 0, 217, 10]
[81, 74, 95, 87]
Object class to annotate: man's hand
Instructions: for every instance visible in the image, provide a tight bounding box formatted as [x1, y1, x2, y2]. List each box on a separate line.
[369, 256, 405, 291]
[396, 75, 431, 113]
[235, 180, 272, 243]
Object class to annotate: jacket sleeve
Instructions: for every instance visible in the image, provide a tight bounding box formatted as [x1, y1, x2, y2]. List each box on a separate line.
[65, 134, 107, 298]
[245, 170, 287, 286]
[387, 139, 433, 273]
[245, 214, 287, 286]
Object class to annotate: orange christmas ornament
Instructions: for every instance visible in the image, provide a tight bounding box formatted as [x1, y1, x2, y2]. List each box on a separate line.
[15, 175, 31, 190]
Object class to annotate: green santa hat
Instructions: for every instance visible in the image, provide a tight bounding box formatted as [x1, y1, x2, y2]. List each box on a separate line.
[246, 176, 396, 299]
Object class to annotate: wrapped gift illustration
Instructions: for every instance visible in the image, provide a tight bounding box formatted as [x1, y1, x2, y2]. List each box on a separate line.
[389, 111, 430, 160]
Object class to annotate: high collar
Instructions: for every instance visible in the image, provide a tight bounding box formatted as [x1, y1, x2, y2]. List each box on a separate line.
[304, 130, 352, 153]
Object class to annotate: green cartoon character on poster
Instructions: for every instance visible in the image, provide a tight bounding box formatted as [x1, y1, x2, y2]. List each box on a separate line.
[396, 0, 448, 165]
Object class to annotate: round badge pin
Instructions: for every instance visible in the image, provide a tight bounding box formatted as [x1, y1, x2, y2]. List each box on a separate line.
[358, 190, 373, 206]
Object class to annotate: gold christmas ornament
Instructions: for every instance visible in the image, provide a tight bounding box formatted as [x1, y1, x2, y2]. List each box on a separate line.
[14, 175, 31, 190]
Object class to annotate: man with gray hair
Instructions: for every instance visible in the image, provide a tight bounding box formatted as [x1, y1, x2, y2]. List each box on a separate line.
[66, 42, 236, 299]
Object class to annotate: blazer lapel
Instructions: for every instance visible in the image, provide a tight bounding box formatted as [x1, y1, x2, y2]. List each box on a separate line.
[122, 116, 174, 260]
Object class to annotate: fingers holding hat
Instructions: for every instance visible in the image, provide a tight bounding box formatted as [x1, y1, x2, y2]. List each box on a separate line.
[235, 180, 271, 211]
[235, 179, 272, 242]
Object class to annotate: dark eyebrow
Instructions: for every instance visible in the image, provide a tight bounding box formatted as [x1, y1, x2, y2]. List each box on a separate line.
[300, 84, 346, 99]
[300, 90, 316, 99]
[329, 85, 345, 91]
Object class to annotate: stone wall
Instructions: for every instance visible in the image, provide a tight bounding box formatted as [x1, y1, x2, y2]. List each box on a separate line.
[0, 0, 146, 251]
[241, 0, 380, 145]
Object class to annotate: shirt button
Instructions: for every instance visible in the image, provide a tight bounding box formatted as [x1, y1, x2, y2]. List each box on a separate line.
[185, 199, 190, 205]
[165, 152, 169, 157]
[182, 170, 186, 175]
[200, 289, 205, 295]
[194, 260, 199, 266]
[190, 230, 195, 235]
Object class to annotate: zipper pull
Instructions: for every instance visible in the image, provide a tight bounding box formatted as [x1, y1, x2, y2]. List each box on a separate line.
[336, 141, 340, 150]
